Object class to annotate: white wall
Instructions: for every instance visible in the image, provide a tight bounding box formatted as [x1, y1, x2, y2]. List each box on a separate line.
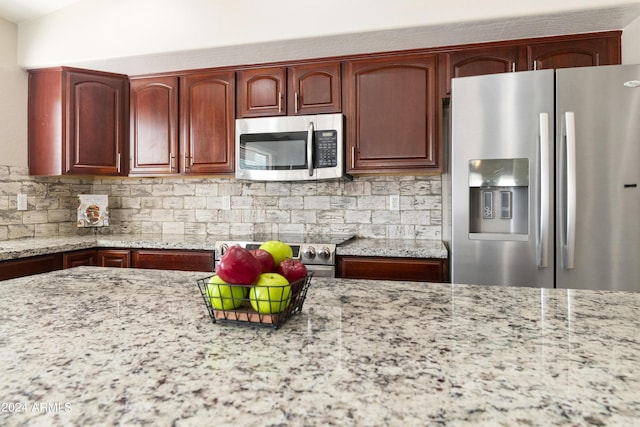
[17, 0, 640, 73]
[623, 15, 640, 62]
[0, 18, 27, 167]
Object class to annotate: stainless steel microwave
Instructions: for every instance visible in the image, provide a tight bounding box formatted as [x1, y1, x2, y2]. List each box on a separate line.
[235, 113, 346, 181]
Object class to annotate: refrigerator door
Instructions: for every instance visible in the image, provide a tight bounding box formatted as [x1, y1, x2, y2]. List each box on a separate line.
[556, 65, 640, 291]
[450, 70, 555, 287]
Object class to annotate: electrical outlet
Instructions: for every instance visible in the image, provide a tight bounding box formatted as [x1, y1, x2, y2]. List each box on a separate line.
[17, 194, 27, 211]
[221, 196, 231, 210]
[389, 195, 400, 211]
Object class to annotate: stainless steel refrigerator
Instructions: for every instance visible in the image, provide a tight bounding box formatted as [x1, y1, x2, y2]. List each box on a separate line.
[447, 64, 640, 291]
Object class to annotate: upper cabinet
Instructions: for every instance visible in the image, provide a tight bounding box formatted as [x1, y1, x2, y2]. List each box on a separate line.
[527, 35, 621, 70]
[129, 71, 235, 176]
[129, 76, 179, 175]
[28, 67, 128, 176]
[443, 45, 522, 95]
[442, 31, 621, 95]
[180, 71, 236, 174]
[344, 54, 439, 174]
[236, 62, 341, 118]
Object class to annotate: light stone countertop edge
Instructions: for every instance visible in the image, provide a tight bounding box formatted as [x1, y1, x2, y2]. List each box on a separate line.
[0, 234, 449, 261]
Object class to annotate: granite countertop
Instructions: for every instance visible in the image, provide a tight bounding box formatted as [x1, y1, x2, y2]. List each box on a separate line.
[1, 266, 638, 426]
[0, 234, 448, 261]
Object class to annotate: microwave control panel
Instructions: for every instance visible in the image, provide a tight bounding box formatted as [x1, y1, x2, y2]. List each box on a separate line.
[315, 130, 338, 168]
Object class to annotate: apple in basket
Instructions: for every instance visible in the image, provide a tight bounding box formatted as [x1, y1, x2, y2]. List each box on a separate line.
[216, 246, 261, 285]
[206, 275, 247, 310]
[249, 248, 276, 273]
[259, 240, 293, 267]
[277, 259, 308, 283]
[249, 273, 292, 314]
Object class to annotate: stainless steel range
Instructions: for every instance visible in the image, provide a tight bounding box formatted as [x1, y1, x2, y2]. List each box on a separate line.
[214, 234, 355, 278]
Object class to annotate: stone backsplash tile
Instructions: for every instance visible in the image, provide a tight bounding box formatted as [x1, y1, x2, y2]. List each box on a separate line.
[0, 165, 443, 240]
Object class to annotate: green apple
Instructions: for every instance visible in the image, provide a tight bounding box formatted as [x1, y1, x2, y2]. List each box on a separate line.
[206, 274, 247, 310]
[259, 240, 293, 267]
[249, 273, 292, 314]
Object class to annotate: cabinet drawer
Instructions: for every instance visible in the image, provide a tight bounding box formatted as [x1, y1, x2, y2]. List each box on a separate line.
[337, 256, 448, 282]
[0, 254, 64, 281]
[131, 249, 214, 272]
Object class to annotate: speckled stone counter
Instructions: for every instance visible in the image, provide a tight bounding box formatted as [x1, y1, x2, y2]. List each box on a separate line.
[336, 237, 448, 258]
[0, 234, 448, 261]
[1, 267, 638, 426]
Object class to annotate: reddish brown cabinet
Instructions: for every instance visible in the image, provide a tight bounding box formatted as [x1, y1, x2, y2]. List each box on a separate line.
[443, 45, 521, 95]
[0, 254, 63, 281]
[131, 249, 214, 272]
[28, 67, 128, 176]
[180, 71, 235, 174]
[63, 249, 98, 268]
[527, 34, 621, 70]
[441, 32, 621, 96]
[129, 76, 179, 175]
[98, 249, 131, 268]
[344, 54, 439, 174]
[337, 256, 448, 283]
[236, 62, 341, 117]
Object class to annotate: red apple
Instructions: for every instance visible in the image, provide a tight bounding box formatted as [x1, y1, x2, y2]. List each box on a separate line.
[249, 248, 276, 273]
[216, 246, 261, 285]
[277, 259, 308, 283]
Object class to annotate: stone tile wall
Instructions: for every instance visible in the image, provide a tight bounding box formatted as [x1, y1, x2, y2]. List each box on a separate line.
[0, 165, 442, 240]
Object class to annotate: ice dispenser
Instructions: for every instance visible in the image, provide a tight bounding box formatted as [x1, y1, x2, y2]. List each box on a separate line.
[468, 158, 528, 239]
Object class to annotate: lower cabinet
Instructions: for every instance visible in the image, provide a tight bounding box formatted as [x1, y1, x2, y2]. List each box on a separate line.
[0, 253, 64, 281]
[63, 249, 98, 268]
[131, 249, 214, 272]
[63, 249, 131, 268]
[99, 249, 131, 268]
[337, 256, 448, 283]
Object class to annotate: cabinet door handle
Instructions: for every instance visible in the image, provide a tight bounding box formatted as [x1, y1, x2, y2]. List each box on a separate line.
[117, 152, 121, 174]
[278, 91, 282, 113]
[295, 92, 299, 114]
[351, 146, 355, 169]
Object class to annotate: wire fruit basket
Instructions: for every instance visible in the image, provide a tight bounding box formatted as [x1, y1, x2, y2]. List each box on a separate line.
[196, 273, 313, 329]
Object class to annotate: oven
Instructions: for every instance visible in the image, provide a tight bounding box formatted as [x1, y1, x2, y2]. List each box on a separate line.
[214, 235, 354, 278]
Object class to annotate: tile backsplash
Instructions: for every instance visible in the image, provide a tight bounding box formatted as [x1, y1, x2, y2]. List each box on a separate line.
[0, 165, 442, 240]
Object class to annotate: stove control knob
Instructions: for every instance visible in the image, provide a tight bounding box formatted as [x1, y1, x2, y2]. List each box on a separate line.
[218, 243, 229, 256]
[317, 247, 331, 261]
[302, 246, 316, 260]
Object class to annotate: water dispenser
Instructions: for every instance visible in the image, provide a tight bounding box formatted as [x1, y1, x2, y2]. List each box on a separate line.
[468, 158, 529, 239]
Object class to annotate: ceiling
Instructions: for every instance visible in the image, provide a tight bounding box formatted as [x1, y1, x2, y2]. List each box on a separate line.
[0, 0, 81, 23]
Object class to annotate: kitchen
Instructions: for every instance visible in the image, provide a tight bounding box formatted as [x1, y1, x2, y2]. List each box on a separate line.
[1, 1, 640, 425]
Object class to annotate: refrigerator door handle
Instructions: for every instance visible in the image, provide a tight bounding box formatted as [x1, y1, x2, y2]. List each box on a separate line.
[537, 113, 550, 268]
[564, 112, 577, 269]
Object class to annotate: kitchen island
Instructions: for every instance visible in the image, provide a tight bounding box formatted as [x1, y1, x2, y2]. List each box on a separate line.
[1, 267, 638, 426]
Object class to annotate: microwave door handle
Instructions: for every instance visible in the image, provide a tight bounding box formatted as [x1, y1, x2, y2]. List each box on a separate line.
[307, 121, 314, 176]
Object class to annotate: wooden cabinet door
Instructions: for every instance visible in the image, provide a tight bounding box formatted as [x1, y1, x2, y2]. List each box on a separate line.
[0, 254, 64, 280]
[132, 249, 214, 272]
[129, 76, 179, 175]
[337, 256, 448, 282]
[66, 71, 128, 175]
[28, 67, 127, 176]
[443, 45, 521, 95]
[288, 63, 341, 115]
[528, 35, 621, 70]
[180, 71, 235, 174]
[236, 67, 287, 117]
[344, 54, 439, 173]
[98, 249, 131, 268]
[63, 249, 98, 268]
